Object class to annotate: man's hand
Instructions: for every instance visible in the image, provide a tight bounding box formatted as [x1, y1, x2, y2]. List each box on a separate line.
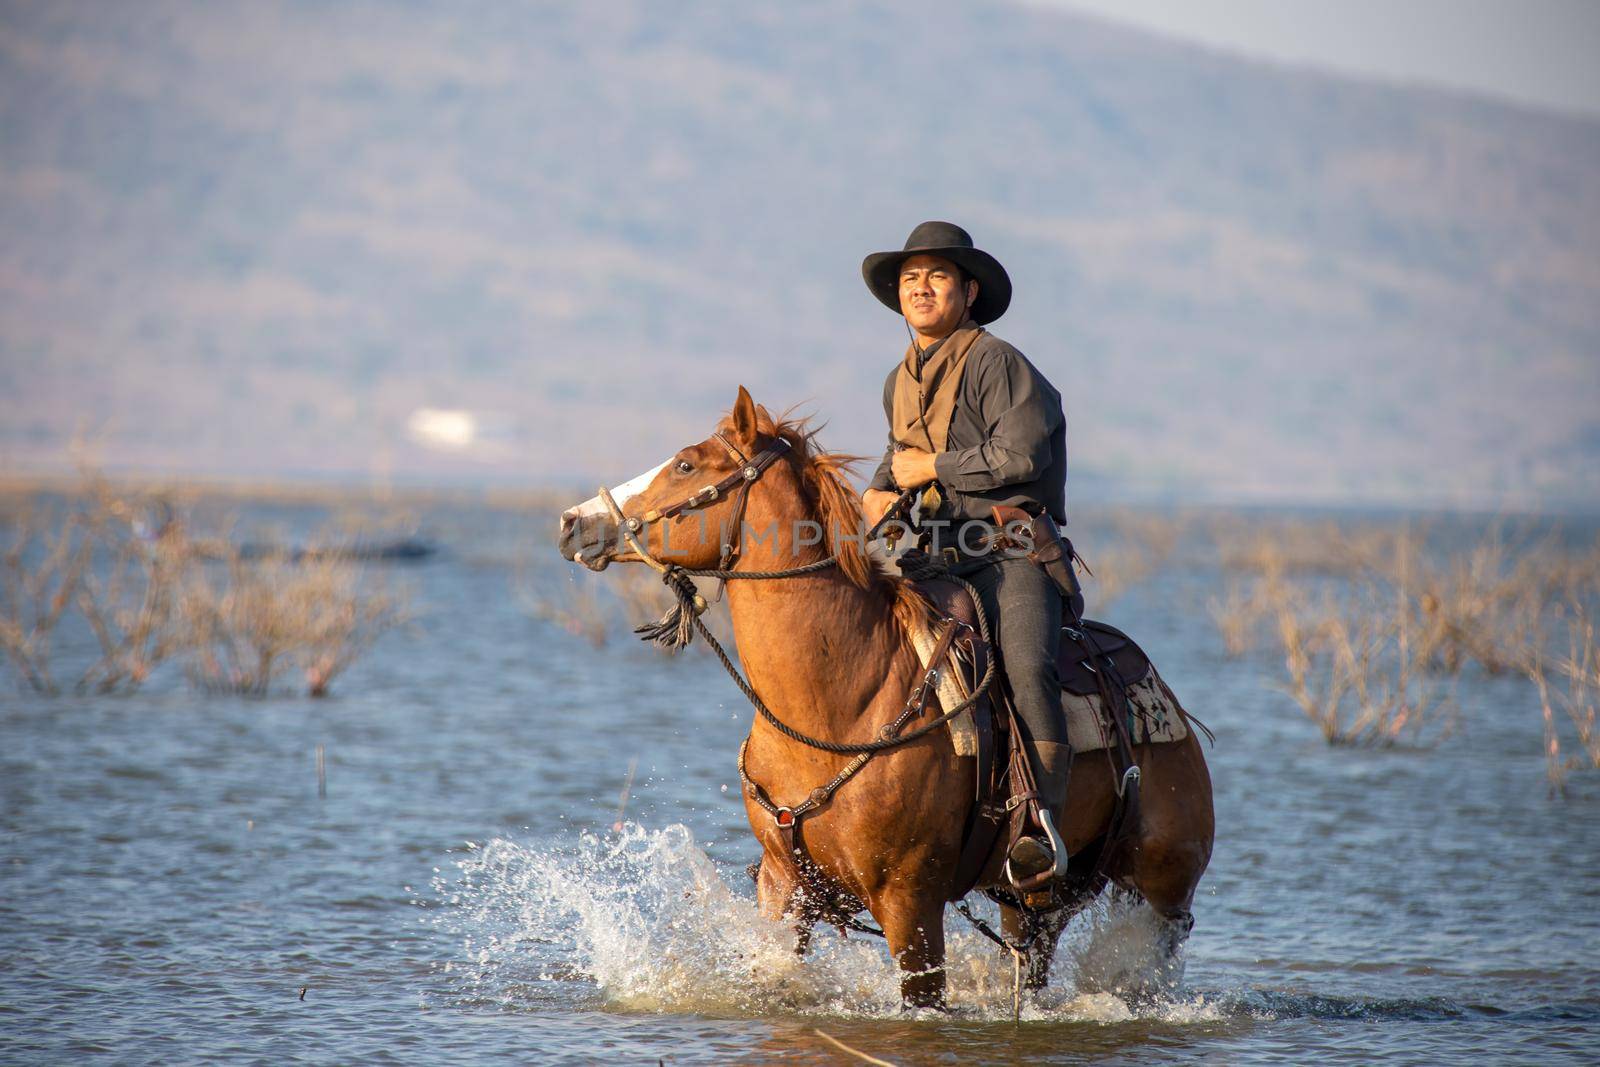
[862, 488, 899, 526]
[890, 447, 940, 490]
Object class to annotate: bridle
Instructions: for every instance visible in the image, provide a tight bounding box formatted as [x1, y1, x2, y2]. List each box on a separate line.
[604, 431, 793, 573]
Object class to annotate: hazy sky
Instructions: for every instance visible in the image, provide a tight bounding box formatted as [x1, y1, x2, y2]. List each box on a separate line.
[1050, 0, 1600, 116]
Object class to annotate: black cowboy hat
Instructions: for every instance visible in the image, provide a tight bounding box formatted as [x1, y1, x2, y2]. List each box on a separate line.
[861, 220, 1012, 325]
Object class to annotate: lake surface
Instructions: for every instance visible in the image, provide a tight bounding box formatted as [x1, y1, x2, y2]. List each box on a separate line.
[3, 500, 1598, 1064]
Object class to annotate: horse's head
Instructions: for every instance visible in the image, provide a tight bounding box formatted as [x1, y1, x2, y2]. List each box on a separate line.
[557, 385, 784, 572]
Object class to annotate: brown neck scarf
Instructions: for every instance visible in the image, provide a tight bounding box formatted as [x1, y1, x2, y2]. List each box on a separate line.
[890, 320, 985, 453]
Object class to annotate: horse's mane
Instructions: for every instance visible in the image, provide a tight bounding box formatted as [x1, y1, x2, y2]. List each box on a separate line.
[750, 406, 933, 633]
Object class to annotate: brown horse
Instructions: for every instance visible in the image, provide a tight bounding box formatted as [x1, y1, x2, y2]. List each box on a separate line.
[557, 386, 1213, 1007]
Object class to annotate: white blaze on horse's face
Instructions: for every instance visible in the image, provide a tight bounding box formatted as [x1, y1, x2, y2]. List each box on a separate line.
[568, 458, 672, 523]
[558, 458, 671, 565]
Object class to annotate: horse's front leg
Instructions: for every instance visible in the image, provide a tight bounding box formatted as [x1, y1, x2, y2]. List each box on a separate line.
[755, 853, 813, 956]
[873, 892, 947, 1009]
[1000, 902, 1073, 991]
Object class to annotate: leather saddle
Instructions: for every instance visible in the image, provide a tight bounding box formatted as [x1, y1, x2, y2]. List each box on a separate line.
[908, 576, 1154, 903]
[910, 582, 1153, 700]
[1058, 619, 1153, 695]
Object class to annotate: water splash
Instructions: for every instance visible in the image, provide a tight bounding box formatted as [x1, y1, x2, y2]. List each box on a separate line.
[427, 823, 1222, 1023]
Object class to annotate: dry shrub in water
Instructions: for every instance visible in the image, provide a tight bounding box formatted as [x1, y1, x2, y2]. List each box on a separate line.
[1106, 509, 1182, 567]
[3, 478, 198, 694]
[76, 531, 186, 693]
[0, 501, 90, 693]
[2, 469, 411, 698]
[1273, 576, 1453, 748]
[1530, 602, 1600, 793]
[1526, 539, 1600, 600]
[1206, 529, 1308, 657]
[74, 479, 190, 693]
[1214, 516, 1420, 584]
[181, 552, 406, 697]
[1256, 521, 1578, 681]
[1409, 530, 1546, 677]
[1218, 518, 1347, 577]
[1208, 579, 1278, 657]
[1073, 509, 1182, 612]
[1082, 543, 1150, 612]
[297, 561, 408, 697]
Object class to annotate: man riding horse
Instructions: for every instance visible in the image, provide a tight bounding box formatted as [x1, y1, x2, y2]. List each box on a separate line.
[859, 220, 1076, 886]
[557, 221, 1213, 1006]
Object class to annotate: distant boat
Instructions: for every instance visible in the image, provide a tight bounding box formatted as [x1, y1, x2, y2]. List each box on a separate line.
[130, 501, 439, 564]
[235, 538, 438, 563]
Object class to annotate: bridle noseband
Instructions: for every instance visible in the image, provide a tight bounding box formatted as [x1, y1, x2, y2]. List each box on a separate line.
[603, 431, 792, 572]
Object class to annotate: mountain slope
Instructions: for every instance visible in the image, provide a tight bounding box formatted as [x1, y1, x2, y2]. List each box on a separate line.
[1, 0, 1597, 507]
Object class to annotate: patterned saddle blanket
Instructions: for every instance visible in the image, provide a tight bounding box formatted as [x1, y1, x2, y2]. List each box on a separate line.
[908, 609, 1187, 754]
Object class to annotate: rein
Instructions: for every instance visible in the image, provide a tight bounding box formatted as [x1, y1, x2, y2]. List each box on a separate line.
[598, 453, 994, 757]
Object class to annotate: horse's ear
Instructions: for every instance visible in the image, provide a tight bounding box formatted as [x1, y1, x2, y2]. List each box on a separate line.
[731, 385, 758, 448]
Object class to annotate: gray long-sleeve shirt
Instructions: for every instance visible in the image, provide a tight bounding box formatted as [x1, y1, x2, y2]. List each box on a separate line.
[868, 331, 1067, 526]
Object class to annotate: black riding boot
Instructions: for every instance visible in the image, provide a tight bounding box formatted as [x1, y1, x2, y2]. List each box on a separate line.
[1007, 739, 1072, 880]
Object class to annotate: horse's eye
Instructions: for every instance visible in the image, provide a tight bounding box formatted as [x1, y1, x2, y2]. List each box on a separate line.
[675, 460, 694, 475]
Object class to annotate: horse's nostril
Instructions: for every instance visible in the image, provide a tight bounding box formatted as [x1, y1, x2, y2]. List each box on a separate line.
[559, 509, 577, 534]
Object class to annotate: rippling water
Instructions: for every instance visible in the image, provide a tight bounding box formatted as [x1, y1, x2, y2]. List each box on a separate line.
[3, 502, 1598, 1064]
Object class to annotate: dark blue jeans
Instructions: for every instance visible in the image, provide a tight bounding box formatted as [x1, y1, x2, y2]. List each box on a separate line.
[964, 557, 1066, 748]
